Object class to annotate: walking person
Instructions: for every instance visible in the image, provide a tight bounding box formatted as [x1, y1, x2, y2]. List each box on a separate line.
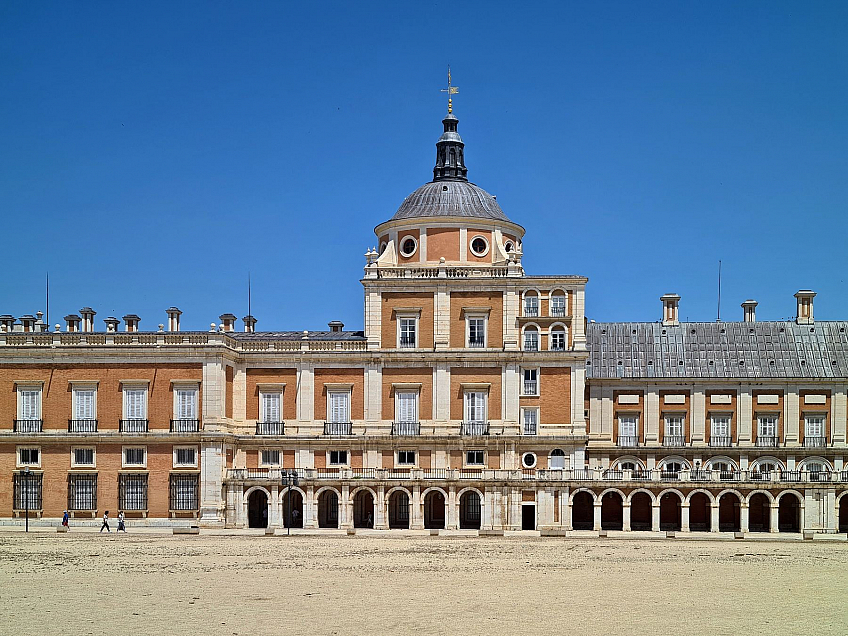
[62, 510, 69, 528]
[117, 511, 126, 533]
[100, 510, 110, 533]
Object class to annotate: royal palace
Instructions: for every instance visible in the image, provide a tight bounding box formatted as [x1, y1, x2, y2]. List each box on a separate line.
[2, 106, 848, 536]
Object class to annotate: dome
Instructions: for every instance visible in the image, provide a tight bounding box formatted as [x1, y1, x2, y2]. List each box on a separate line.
[392, 180, 511, 222]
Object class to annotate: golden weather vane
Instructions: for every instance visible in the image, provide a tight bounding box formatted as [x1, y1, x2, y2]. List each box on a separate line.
[440, 66, 459, 114]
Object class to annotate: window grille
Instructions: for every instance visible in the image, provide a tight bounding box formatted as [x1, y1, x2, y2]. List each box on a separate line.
[118, 473, 148, 510]
[13, 472, 42, 510]
[169, 473, 199, 511]
[68, 474, 97, 511]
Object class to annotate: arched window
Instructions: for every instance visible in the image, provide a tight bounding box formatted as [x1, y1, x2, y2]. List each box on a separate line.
[550, 327, 567, 351]
[549, 292, 566, 317]
[550, 448, 566, 470]
[523, 292, 539, 317]
[523, 326, 539, 352]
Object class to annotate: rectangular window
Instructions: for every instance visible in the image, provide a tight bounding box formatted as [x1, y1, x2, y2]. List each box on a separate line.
[123, 447, 146, 467]
[395, 391, 418, 423]
[174, 447, 197, 467]
[260, 449, 281, 467]
[169, 473, 199, 511]
[68, 474, 97, 511]
[522, 369, 538, 396]
[260, 391, 282, 423]
[397, 450, 416, 465]
[74, 388, 96, 420]
[467, 318, 486, 348]
[711, 415, 730, 438]
[328, 391, 350, 424]
[13, 472, 42, 510]
[665, 415, 684, 437]
[464, 391, 487, 424]
[18, 447, 40, 466]
[805, 415, 824, 438]
[758, 415, 777, 437]
[176, 388, 198, 419]
[399, 318, 417, 348]
[329, 450, 348, 466]
[73, 448, 95, 467]
[466, 450, 485, 466]
[522, 408, 538, 435]
[550, 295, 566, 317]
[124, 388, 147, 419]
[18, 389, 41, 420]
[550, 330, 566, 351]
[524, 295, 539, 317]
[119, 474, 148, 511]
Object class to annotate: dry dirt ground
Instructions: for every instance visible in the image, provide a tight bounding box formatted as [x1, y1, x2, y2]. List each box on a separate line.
[1, 532, 846, 636]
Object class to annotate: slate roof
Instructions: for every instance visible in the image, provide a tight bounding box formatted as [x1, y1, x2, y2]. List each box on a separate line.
[392, 180, 513, 223]
[586, 321, 848, 380]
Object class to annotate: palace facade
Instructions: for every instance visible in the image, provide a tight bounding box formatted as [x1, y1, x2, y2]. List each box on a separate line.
[2, 108, 847, 535]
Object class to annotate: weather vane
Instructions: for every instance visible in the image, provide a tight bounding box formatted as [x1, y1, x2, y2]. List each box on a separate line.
[441, 66, 459, 114]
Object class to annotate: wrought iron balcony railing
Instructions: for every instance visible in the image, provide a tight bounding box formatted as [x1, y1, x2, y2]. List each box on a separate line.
[399, 337, 416, 348]
[323, 422, 353, 435]
[523, 381, 538, 395]
[523, 305, 539, 317]
[549, 306, 566, 317]
[468, 339, 485, 348]
[170, 419, 200, 433]
[461, 421, 489, 436]
[709, 435, 732, 447]
[755, 435, 779, 448]
[119, 419, 149, 433]
[256, 421, 285, 435]
[13, 419, 42, 433]
[662, 435, 686, 447]
[617, 435, 638, 447]
[391, 421, 420, 436]
[523, 341, 539, 352]
[523, 422, 537, 435]
[68, 419, 97, 433]
[803, 436, 827, 448]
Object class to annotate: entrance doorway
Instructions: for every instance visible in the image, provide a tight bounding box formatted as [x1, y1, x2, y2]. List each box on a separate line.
[778, 494, 801, 532]
[388, 491, 410, 529]
[459, 491, 482, 530]
[630, 492, 652, 530]
[424, 490, 446, 529]
[318, 490, 339, 528]
[689, 492, 711, 531]
[522, 504, 536, 530]
[748, 493, 770, 532]
[659, 492, 681, 531]
[601, 492, 623, 530]
[572, 491, 594, 530]
[247, 490, 268, 529]
[718, 493, 741, 532]
[353, 490, 374, 528]
[282, 489, 303, 528]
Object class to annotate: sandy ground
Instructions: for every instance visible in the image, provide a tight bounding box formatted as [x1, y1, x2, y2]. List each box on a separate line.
[1, 532, 846, 636]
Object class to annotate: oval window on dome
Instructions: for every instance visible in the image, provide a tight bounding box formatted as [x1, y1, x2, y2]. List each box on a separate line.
[470, 236, 489, 257]
[504, 241, 514, 253]
[400, 236, 418, 257]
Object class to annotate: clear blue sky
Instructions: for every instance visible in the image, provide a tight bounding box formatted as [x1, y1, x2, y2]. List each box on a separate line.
[1, 1, 846, 330]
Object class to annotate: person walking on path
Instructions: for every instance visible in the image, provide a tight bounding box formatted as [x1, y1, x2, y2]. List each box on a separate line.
[62, 510, 69, 528]
[117, 511, 126, 533]
[100, 510, 110, 533]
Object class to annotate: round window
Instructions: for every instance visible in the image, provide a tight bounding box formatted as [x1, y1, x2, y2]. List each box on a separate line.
[504, 241, 514, 253]
[522, 452, 537, 469]
[400, 236, 417, 257]
[470, 236, 489, 257]
[379, 241, 387, 254]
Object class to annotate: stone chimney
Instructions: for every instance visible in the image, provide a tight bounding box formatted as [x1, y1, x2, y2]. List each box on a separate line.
[122, 314, 141, 333]
[219, 313, 237, 332]
[242, 315, 257, 333]
[19, 315, 36, 333]
[795, 290, 816, 325]
[36, 311, 45, 332]
[328, 320, 344, 333]
[79, 307, 96, 332]
[741, 300, 758, 323]
[64, 314, 81, 333]
[0, 315, 14, 332]
[166, 307, 182, 332]
[104, 316, 120, 332]
[660, 294, 680, 327]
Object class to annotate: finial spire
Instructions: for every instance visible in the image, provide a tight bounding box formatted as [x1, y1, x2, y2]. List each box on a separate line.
[440, 66, 459, 114]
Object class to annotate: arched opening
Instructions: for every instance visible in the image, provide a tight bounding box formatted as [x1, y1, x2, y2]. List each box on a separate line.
[388, 491, 410, 529]
[247, 490, 268, 529]
[630, 492, 652, 530]
[839, 496, 848, 533]
[719, 493, 741, 532]
[571, 491, 594, 530]
[659, 492, 681, 531]
[523, 326, 539, 352]
[353, 490, 374, 528]
[317, 490, 339, 529]
[459, 491, 482, 530]
[748, 493, 771, 532]
[424, 490, 446, 530]
[549, 448, 566, 470]
[778, 494, 801, 533]
[601, 492, 623, 530]
[282, 489, 303, 528]
[689, 492, 711, 531]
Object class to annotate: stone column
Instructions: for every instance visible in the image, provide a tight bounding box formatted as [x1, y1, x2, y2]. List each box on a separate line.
[622, 501, 631, 531]
[447, 485, 457, 530]
[376, 484, 387, 530]
[270, 485, 280, 527]
[770, 504, 779, 533]
[593, 502, 602, 531]
[200, 442, 225, 526]
[305, 485, 317, 529]
[651, 503, 660, 532]
[341, 484, 351, 528]
[710, 504, 720, 532]
[563, 488, 572, 530]
[681, 503, 690, 532]
[411, 485, 424, 530]
[483, 489, 495, 529]
[740, 504, 749, 533]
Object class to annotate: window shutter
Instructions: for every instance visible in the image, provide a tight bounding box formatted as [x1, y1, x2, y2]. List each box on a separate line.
[178, 389, 197, 419]
[76, 390, 95, 419]
[126, 390, 145, 419]
[20, 391, 39, 419]
[330, 392, 349, 423]
[397, 392, 416, 423]
[261, 393, 280, 423]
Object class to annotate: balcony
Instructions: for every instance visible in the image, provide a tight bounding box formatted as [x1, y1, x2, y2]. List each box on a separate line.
[523, 421, 537, 435]
[549, 306, 566, 318]
[549, 342, 566, 351]
[399, 337, 416, 349]
[119, 419, 148, 433]
[324, 422, 353, 435]
[709, 436, 732, 447]
[617, 435, 638, 447]
[523, 381, 538, 395]
[68, 419, 97, 433]
[170, 419, 200, 433]
[461, 421, 489, 436]
[804, 436, 827, 448]
[662, 435, 686, 447]
[660, 470, 680, 481]
[523, 341, 539, 352]
[256, 421, 285, 436]
[755, 435, 779, 448]
[468, 339, 485, 348]
[523, 305, 539, 318]
[392, 421, 420, 436]
[13, 419, 42, 433]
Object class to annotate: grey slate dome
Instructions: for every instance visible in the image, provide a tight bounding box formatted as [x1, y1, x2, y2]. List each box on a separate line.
[391, 111, 514, 223]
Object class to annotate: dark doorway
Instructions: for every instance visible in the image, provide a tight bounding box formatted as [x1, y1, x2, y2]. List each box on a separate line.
[778, 494, 801, 532]
[689, 492, 711, 531]
[247, 490, 268, 529]
[353, 490, 374, 528]
[318, 490, 339, 529]
[459, 491, 482, 530]
[601, 492, 623, 530]
[839, 496, 848, 533]
[659, 492, 681, 531]
[282, 489, 303, 528]
[388, 490, 410, 529]
[630, 492, 652, 530]
[572, 491, 594, 530]
[748, 493, 771, 532]
[719, 493, 741, 532]
[522, 504, 536, 530]
[424, 490, 446, 529]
